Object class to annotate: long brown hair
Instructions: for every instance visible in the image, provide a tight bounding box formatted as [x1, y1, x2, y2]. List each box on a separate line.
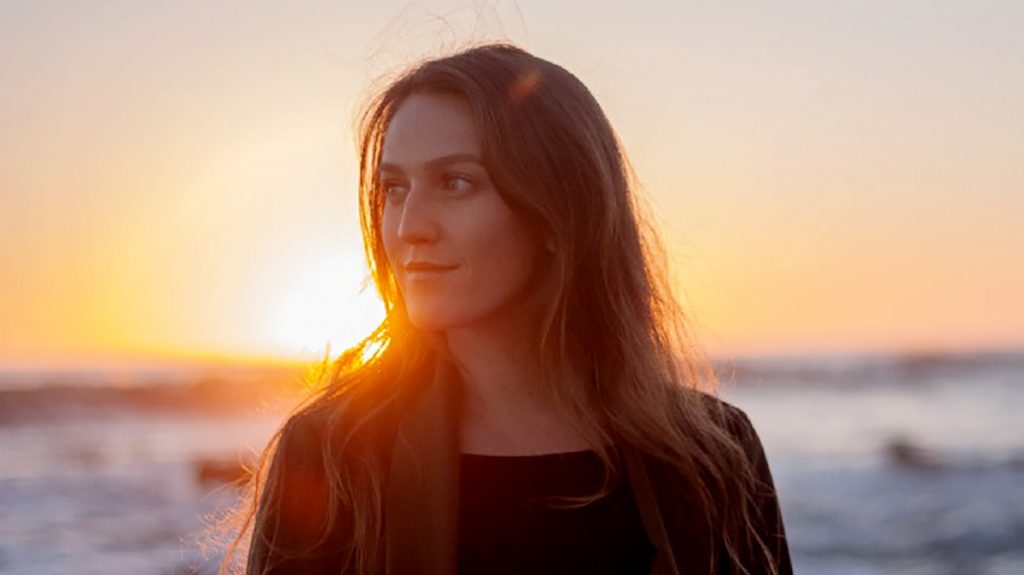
[222, 43, 779, 575]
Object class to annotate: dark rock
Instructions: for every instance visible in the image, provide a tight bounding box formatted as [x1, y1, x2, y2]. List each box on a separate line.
[884, 436, 941, 471]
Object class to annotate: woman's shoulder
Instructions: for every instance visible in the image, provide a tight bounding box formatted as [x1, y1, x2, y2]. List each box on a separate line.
[683, 390, 758, 434]
[274, 389, 401, 467]
[276, 354, 411, 445]
[690, 394, 793, 573]
[275, 403, 352, 456]
[267, 408, 333, 481]
[681, 390, 770, 468]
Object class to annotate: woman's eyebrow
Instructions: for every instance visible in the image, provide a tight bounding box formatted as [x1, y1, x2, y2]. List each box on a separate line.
[379, 153, 484, 174]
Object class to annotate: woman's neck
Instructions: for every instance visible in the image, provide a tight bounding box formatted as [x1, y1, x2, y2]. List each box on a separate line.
[443, 319, 590, 456]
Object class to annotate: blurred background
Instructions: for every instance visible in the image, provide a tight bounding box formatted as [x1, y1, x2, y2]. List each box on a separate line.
[1, 1, 1022, 574]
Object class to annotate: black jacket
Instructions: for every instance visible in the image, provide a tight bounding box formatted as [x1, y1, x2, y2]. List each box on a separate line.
[247, 358, 792, 574]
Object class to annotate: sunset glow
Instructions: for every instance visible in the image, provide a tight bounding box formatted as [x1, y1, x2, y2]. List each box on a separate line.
[2, 2, 1022, 370]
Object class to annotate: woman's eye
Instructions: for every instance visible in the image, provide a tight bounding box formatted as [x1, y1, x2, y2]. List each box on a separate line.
[381, 181, 408, 202]
[444, 174, 475, 194]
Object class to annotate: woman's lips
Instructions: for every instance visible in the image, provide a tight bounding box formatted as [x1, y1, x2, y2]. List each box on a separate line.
[403, 262, 458, 280]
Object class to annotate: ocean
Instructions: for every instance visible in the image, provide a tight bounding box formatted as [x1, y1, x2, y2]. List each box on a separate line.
[0, 350, 1021, 575]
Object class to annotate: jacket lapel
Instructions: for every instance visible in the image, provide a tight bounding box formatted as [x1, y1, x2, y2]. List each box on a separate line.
[624, 446, 682, 575]
[383, 358, 462, 575]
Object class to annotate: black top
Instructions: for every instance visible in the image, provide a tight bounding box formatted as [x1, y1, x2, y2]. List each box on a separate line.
[246, 398, 793, 575]
[457, 449, 657, 575]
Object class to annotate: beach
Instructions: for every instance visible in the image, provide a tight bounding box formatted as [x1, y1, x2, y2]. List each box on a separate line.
[1, 350, 1021, 575]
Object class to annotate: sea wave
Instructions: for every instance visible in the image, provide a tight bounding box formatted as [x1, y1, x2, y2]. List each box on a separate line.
[722, 348, 1024, 387]
[0, 371, 304, 425]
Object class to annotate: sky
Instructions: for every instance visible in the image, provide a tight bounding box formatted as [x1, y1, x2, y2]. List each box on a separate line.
[2, 1, 1022, 370]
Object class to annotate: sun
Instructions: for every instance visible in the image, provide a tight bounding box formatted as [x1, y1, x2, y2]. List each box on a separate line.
[265, 249, 386, 361]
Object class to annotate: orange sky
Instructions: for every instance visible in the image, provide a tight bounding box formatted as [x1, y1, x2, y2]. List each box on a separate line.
[2, 2, 1022, 370]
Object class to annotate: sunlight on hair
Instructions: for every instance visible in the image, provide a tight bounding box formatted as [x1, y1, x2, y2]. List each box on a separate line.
[507, 67, 542, 103]
[359, 337, 386, 364]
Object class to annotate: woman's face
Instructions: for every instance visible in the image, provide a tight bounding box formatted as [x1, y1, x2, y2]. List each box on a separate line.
[379, 92, 543, 332]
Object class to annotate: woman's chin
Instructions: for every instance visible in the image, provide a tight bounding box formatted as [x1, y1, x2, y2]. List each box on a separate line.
[406, 308, 455, 332]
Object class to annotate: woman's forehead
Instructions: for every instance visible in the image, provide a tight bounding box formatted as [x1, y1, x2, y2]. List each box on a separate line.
[380, 92, 482, 170]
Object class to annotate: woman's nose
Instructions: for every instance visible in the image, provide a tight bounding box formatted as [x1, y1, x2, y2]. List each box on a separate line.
[396, 187, 440, 245]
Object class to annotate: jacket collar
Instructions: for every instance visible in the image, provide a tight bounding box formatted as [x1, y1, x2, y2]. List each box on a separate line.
[382, 356, 684, 575]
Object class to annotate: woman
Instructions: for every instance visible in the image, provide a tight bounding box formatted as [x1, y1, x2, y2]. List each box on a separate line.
[226, 43, 791, 575]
